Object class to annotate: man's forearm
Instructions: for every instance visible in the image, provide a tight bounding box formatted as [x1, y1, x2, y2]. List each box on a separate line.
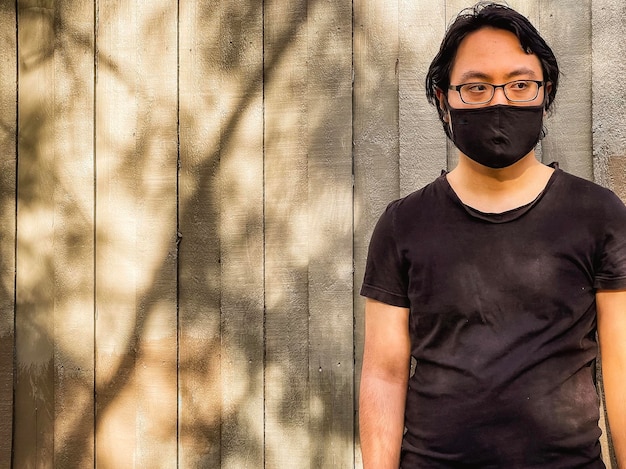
[597, 290, 626, 468]
[604, 365, 626, 468]
[359, 373, 407, 469]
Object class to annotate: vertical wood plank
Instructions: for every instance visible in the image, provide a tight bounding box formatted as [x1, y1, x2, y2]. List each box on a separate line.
[399, 0, 446, 194]
[52, 1, 95, 467]
[178, 0, 222, 466]
[353, 0, 399, 466]
[592, 0, 626, 201]
[0, 4, 16, 467]
[94, 5, 139, 465]
[95, 1, 178, 467]
[264, 0, 310, 466]
[539, 0, 593, 179]
[218, 1, 265, 468]
[306, 1, 354, 467]
[14, 2, 56, 466]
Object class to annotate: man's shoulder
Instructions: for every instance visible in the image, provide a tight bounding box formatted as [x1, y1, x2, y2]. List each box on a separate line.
[553, 168, 625, 210]
[387, 174, 449, 213]
[555, 167, 612, 194]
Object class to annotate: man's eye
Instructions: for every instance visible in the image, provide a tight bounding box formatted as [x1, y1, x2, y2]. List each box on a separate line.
[510, 81, 529, 90]
[466, 84, 488, 93]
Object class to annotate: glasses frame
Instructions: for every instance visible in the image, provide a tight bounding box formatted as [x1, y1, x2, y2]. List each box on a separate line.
[448, 79, 545, 105]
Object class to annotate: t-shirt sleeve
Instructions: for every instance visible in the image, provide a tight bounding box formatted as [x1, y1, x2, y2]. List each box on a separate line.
[360, 201, 410, 308]
[594, 190, 626, 290]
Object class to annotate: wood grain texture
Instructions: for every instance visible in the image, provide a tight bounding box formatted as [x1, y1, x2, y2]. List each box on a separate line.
[14, 3, 56, 466]
[177, 0, 223, 466]
[399, 0, 447, 194]
[52, 1, 95, 467]
[217, 1, 265, 468]
[264, 0, 311, 466]
[0, 4, 16, 467]
[95, 3, 140, 464]
[95, 1, 178, 467]
[306, 1, 354, 467]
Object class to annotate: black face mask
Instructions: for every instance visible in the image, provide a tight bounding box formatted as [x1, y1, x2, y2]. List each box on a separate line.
[448, 104, 545, 169]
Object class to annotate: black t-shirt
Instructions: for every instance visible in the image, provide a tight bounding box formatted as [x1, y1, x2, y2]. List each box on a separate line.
[361, 167, 626, 468]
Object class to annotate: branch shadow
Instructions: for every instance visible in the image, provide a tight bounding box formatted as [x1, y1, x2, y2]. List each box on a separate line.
[13, 0, 360, 467]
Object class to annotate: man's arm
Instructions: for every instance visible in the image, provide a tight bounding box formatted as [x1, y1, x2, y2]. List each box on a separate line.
[359, 298, 411, 469]
[597, 289, 626, 468]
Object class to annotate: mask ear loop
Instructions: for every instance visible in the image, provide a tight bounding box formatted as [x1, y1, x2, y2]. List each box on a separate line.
[540, 96, 548, 140]
[440, 94, 450, 122]
[441, 96, 453, 138]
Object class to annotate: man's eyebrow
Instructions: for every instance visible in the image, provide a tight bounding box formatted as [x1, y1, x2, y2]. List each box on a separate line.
[456, 71, 491, 83]
[504, 68, 539, 80]
[456, 68, 540, 83]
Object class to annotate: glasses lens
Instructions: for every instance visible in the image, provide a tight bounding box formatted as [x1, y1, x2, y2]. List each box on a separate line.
[459, 83, 494, 104]
[459, 81, 540, 104]
[503, 81, 539, 102]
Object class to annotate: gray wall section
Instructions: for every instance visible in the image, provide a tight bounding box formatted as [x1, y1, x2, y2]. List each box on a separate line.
[593, 0, 626, 202]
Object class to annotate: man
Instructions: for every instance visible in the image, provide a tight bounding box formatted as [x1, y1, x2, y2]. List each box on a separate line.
[359, 3, 626, 468]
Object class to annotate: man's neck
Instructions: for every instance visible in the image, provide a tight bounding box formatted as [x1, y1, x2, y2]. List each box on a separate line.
[446, 152, 555, 213]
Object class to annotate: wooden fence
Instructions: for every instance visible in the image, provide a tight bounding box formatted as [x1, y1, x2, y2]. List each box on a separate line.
[0, 0, 624, 467]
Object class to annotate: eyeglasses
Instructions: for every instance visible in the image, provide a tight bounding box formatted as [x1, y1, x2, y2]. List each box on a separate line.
[448, 80, 544, 105]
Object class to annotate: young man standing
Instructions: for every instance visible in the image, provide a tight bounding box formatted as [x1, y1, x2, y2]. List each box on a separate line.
[359, 3, 626, 468]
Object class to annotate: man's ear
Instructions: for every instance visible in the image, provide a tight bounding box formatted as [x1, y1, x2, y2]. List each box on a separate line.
[435, 88, 449, 122]
[544, 82, 553, 115]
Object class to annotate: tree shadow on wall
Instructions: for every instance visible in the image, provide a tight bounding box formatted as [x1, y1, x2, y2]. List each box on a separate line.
[12, 0, 359, 468]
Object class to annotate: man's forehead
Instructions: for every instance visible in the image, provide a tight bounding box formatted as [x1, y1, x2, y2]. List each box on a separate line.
[451, 28, 543, 81]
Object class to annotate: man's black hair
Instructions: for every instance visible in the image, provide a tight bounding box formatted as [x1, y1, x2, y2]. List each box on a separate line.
[425, 2, 560, 139]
